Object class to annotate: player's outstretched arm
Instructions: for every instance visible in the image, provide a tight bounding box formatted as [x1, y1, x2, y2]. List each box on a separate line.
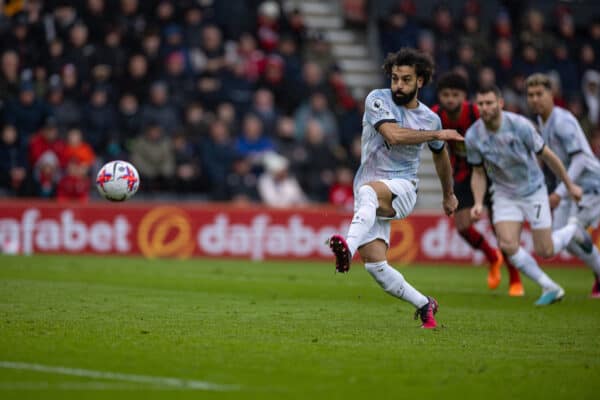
[470, 166, 487, 220]
[432, 145, 458, 216]
[378, 123, 463, 146]
[539, 146, 583, 202]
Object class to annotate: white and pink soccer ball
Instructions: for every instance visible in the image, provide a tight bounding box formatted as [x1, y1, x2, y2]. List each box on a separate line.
[95, 160, 140, 201]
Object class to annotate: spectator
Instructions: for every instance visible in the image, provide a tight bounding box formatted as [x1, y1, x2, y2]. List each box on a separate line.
[92, 26, 128, 80]
[190, 24, 226, 75]
[200, 119, 236, 199]
[277, 34, 303, 82]
[65, 22, 96, 81]
[379, 7, 419, 58]
[294, 91, 339, 145]
[163, 50, 195, 110]
[582, 70, 600, 126]
[0, 50, 20, 103]
[182, 102, 210, 146]
[0, 125, 28, 196]
[47, 77, 82, 135]
[46, 39, 68, 76]
[257, 54, 299, 115]
[515, 43, 545, 78]
[552, 42, 579, 98]
[273, 116, 306, 174]
[459, 12, 489, 66]
[258, 151, 307, 208]
[119, 53, 152, 102]
[235, 113, 274, 163]
[172, 132, 206, 194]
[182, 5, 207, 49]
[140, 28, 162, 77]
[56, 159, 91, 202]
[298, 120, 339, 201]
[492, 38, 516, 88]
[328, 165, 354, 211]
[520, 9, 556, 62]
[63, 128, 96, 169]
[32, 150, 61, 198]
[4, 80, 50, 141]
[219, 62, 256, 116]
[130, 123, 175, 192]
[303, 31, 336, 74]
[567, 95, 594, 140]
[225, 155, 259, 204]
[117, 93, 143, 147]
[249, 88, 279, 137]
[60, 63, 84, 102]
[231, 32, 266, 82]
[578, 44, 598, 78]
[140, 81, 181, 135]
[83, 85, 118, 155]
[256, 1, 281, 53]
[28, 117, 66, 168]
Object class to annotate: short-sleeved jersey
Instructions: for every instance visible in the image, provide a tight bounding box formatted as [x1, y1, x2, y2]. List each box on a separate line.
[537, 107, 600, 193]
[354, 88, 444, 192]
[431, 101, 479, 183]
[465, 111, 546, 197]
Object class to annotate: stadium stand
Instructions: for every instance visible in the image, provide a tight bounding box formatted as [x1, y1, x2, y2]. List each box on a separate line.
[0, 0, 599, 208]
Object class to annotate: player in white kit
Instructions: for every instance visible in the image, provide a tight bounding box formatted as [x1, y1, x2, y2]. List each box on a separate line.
[466, 85, 591, 306]
[526, 73, 600, 298]
[327, 48, 463, 329]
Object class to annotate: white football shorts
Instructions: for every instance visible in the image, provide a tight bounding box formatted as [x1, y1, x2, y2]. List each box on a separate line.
[492, 185, 552, 230]
[355, 178, 417, 248]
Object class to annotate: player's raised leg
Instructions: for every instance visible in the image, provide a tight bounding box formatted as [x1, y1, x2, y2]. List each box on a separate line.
[328, 182, 393, 273]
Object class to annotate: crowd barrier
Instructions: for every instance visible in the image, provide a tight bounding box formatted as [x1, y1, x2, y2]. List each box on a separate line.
[0, 200, 598, 266]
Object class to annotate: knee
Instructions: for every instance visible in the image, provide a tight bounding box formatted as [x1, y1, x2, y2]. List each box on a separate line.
[497, 237, 518, 256]
[358, 185, 378, 204]
[534, 243, 554, 259]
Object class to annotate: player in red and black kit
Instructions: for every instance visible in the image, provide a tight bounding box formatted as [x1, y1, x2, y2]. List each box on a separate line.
[432, 72, 523, 296]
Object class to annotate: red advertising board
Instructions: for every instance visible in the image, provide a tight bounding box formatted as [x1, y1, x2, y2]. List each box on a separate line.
[0, 200, 598, 266]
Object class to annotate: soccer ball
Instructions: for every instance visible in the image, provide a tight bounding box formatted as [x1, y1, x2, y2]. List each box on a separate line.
[96, 160, 140, 201]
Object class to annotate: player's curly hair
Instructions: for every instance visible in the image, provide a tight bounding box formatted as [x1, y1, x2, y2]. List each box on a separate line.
[436, 72, 469, 93]
[382, 48, 434, 85]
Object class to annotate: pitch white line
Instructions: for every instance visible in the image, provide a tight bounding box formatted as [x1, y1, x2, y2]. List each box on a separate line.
[0, 361, 238, 391]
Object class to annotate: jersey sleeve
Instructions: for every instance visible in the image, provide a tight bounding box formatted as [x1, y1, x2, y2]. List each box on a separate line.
[364, 90, 396, 129]
[520, 117, 545, 154]
[465, 128, 483, 166]
[555, 118, 583, 155]
[427, 114, 445, 153]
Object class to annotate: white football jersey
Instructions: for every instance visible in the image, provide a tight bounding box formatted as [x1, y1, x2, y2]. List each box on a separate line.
[537, 106, 600, 193]
[465, 111, 546, 197]
[353, 88, 444, 192]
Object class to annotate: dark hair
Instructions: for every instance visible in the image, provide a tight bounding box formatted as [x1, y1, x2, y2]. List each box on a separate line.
[382, 48, 434, 85]
[476, 84, 502, 98]
[437, 72, 468, 93]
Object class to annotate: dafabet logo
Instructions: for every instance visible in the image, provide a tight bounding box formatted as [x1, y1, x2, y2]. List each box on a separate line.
[137, 207, 194, 259]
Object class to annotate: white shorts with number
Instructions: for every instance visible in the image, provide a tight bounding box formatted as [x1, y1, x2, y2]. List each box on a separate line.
[355, 178, 418, 248]
[553, 192, 600, 230]
[491, 185, 552, 229]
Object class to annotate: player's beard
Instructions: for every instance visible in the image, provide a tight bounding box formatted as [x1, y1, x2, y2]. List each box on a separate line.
[392, 85, 418, 106]
[481, 107, 500, 125]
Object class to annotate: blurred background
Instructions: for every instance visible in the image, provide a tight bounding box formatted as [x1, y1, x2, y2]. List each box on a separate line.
[1, 0, 599, 209]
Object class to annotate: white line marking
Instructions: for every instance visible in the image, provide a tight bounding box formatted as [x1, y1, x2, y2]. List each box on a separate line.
[0, 381, 143, 390]
[0, 361, 238, 391]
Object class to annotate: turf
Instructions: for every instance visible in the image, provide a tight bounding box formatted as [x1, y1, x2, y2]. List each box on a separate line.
[0, 255, 599, 399]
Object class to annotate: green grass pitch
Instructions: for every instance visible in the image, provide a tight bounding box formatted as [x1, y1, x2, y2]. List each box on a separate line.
[1, 254, 599, 399]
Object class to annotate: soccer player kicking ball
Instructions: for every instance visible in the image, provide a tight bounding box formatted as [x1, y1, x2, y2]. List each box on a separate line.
[466, 85, 591, 306]
[327, 48, 463, 329]
[526, 73, 600, 298]
[432, 72, 523, 296]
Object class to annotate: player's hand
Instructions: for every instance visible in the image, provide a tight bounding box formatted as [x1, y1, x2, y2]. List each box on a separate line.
[442, 193, 459, 216]
[567, 184, 583, 203]
[437, 129, 464, 142]
[471, 203, 484, 221]
[548, 192, 561, 209]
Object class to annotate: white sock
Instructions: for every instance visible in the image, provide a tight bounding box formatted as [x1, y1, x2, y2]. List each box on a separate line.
[346, 185, 378, 256]
[551, 224, 577, 256]
[364, 261, 429, 308]
[567, 242, 600, 276]
[508, 247, 560, 291]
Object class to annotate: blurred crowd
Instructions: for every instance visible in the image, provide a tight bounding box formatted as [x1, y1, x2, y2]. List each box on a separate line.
[376, 0, 600, 151]
[1, 0, 599, 207]
[0, 0, 360, 207]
